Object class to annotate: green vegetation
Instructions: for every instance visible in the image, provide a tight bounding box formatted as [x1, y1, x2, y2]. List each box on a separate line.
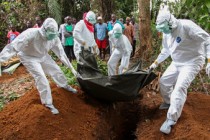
[0, 0, 47, 48]
[59, 58, 108, 85]
[59, 60, 78, 86]
[96, 57, 108, 76]
[0, 91, 19, 111]
[168, 0, 210, 32]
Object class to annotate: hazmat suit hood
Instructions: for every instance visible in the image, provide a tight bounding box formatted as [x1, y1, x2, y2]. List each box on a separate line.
[40, 18, 58, 39]
[156, 11, 178, 30]
[85, 11, 96, 24]
[112, 23, 123, 38]
[113, 23, 123, 34]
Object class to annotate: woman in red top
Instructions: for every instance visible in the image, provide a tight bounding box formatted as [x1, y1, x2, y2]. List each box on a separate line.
[7, 25, 20, 44]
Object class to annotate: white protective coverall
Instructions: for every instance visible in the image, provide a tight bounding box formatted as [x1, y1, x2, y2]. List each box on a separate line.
[108, 23, 132, 76]
[0, 18, 77, 114]
[59, 22, 67, 46]
[151, 11, 210, 133]
[73, 11, 98, 61]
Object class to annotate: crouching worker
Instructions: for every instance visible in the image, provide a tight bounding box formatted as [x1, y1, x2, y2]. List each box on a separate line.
[73, 11, 99, 61]
[107, 23, 132, 76]
[149, 11, 210, 134]
[0, 18, 78, 115]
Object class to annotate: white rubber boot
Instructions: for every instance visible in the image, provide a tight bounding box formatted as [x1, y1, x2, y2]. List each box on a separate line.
[160, 119, 176, 134]
[64, 85, 77, 94]
[45, 104, 59, 115]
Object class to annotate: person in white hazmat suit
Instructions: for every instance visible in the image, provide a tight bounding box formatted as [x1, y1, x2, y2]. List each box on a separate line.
[107, 23, 132, 76]
[0, 18, 78, 115]
[149, 11, 210, 134]
[73, 11, 99, 61]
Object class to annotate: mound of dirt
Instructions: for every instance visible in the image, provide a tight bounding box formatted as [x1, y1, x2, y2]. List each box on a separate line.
[0, 84, 110, 140]
[136, 91, 210, 139]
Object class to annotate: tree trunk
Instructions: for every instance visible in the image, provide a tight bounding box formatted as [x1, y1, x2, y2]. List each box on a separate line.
[101, 0, 114, 22]
[136, 0, 152, 59]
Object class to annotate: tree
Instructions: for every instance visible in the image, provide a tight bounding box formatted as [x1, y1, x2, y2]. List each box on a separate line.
[54, 0, 90, 23]
[91, 0, 136, 22]
[0, 0, 47, 49]
[136, 0, 152, 59]
[151, 0, 162, 22]
[100, 0, 114, 22]
[168, 0, 210, 32]
[47, 0, 61, 24]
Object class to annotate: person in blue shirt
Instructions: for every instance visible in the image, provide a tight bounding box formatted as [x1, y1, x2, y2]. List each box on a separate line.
[94, 16, 108, 60]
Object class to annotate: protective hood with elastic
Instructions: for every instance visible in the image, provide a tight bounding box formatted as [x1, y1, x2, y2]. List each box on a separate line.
[40, 18, 58, 40]
[85, 11, 96, 24]
[156, 11, 178, 33]
[113, 23, 122, 38]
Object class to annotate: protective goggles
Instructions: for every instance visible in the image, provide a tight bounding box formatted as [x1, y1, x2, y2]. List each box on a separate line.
[88, 17, 96, 24]
[44, 28, 59, 40]
[156, 21, 171, 34]
[113, 32, 122, 38]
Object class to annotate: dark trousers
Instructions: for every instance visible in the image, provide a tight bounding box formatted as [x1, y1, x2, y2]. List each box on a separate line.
[64, 45, 76, 62]
[131, 40, 136, 57]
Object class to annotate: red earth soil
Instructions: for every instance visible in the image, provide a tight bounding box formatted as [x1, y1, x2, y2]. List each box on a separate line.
[136, 91, 210, 139]
[1, 66, 210, 139]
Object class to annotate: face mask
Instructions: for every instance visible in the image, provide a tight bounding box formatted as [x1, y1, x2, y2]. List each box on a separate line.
[88, 17, 96, 24]
[156, 21, 171, 34]
[45, 29, 58, 40]
[113, 33, 122, 39]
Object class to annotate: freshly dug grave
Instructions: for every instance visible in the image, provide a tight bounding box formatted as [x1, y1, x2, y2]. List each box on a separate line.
[1, 66, 210, 140]
[0, 65, 140, 140]
[0, 83, 144, 140]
